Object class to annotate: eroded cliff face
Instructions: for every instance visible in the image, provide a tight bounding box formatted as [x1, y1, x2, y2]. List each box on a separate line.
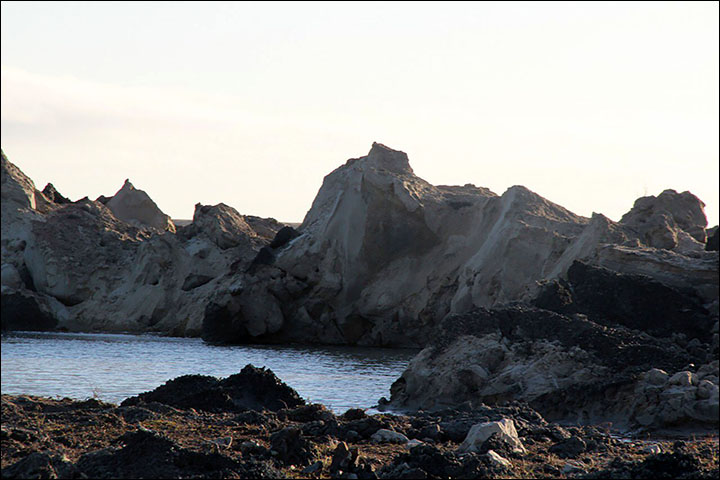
[2, 144, 718, 349]
[203, 143, 717, 347]
[3, 144, 718, 432]
[1, 150, 282, 334]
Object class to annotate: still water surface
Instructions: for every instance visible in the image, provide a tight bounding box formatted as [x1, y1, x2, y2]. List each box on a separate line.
[1, 332, 416, 413]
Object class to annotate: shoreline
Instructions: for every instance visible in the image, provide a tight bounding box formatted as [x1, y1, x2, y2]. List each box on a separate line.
[2, 367, 718, 479]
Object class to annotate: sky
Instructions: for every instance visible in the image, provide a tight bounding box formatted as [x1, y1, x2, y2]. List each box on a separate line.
[1, 1, 718, 225]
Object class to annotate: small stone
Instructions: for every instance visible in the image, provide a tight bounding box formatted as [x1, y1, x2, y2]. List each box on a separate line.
[371, 429, 409, 444]
[302, 461, 323, 474]
[240, 440, 260, 452]
[645, 368, 669, 386]
[643, 444, 662, 455]
[562, 461, 586, 475]
[419, 423, 441, 440]
[486, 450, 512, 469]
[406, 439, 423, 448]
[668, 371, 696, 387]
[211, 436, 233, 449]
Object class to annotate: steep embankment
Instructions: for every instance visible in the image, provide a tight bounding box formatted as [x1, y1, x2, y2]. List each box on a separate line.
[204, 143, 717, 349]
[1, 149, 283, 335]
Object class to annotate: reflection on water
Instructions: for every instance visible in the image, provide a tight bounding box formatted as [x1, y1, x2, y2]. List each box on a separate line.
[1, 331, 417, 413]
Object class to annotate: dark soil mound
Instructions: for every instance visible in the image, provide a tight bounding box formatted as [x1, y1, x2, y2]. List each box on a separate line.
[121, 364, 305, 413]
[433, 304, 693, 374]
[534, 261, 711, 340]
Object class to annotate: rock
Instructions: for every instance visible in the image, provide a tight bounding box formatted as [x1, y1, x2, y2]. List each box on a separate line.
[549, 436, 587, 459]
[302, 461, 323, 474]
[631, 363, 719, 427]
[342, 408, 367, 421]
[696, 379, 718, 400]
[41, 183, 71, 204]
[1, 289, 60, 331]
[643, 444, 663, 455]
[668, 371, 696, 387]
[706, 226, 719, 251]
[419, 424, 441, 440]
[1, 452, 77, 479]
[181, 273, 214, 291]
[279, 403, 335, 423]
[379, 444, 488, 479]
[1, 263, 23, 290]
[486, 450, 512, 469]
[593, 451, 703, 479]
[201, 283, 285, 343]
[330, 442, 359, 473]
[106, 179, 175, 232]
[185, 203, 264, 250]
[269, 427, 317, 466]
[645, 368, 669, 386]
[9, 164, 276, 336]
[457, 419, 525, 455]
[121, 365, 305, 412]
[2, 145, 717, 350]
[620, 189, 708, 246]
[371, 428, 409, 444]
[387, 305, 694, 422]
[74, 429, 251, 479]
[1, 149, 52, 214]
[561, 461, 586, 475]
[269, 226, 300, 249]
[536, 261, 711, 339]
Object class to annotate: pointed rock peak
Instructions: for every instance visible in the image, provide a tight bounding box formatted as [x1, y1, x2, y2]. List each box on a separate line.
[365, 142, 413, 174]
[42, 183, 71, 204]
[106, 179, 175, 233]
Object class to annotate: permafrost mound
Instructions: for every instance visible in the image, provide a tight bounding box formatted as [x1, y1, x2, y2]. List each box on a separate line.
[1, 144, 718, 432]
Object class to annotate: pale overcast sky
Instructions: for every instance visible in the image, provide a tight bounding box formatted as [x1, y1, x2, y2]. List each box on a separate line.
[1, 1, 718, 225]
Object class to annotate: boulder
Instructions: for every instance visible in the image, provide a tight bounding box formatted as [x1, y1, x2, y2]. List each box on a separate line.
[457, 419, 525, 454]
[105, 179, 175, 232]
[620, 189, 708, 246]
[184, 203, 261, 249]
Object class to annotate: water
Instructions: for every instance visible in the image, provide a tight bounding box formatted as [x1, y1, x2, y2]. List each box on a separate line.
[1, 331, 417, 413]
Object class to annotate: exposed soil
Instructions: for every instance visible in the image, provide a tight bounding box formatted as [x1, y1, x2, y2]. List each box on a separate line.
[2, 368, 717, 479]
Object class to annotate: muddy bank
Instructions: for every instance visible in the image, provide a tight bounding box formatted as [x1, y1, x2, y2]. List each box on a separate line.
[2, 366, 718, 479]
